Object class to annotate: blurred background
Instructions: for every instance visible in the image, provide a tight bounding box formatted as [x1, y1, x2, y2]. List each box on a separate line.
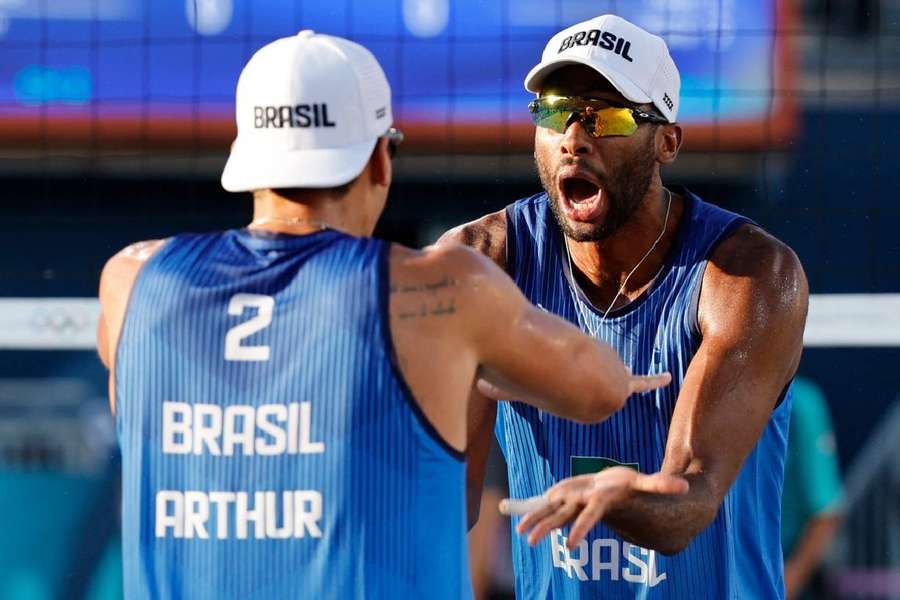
[0, 0, 898, 598]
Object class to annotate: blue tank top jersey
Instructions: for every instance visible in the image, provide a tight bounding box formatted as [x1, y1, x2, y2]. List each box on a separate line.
[115, 229, 471, 600]
[500, 189, 791, 599]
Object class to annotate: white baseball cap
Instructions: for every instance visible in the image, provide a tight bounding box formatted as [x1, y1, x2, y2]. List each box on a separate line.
[524, 15, 680, 123]
[222, 30, 393, 192]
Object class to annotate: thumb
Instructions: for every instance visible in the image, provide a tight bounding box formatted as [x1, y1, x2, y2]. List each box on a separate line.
[630, 472, 689, 495]
[628, 372, 672, 394]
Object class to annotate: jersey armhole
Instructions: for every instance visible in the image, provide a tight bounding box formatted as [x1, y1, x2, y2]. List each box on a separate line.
[377, 242, 466, 463]
[689, 219, 753, 337]
[687, 263, 706, 338]
[504, 204, 517, 279]
[774, 380, 792, 410]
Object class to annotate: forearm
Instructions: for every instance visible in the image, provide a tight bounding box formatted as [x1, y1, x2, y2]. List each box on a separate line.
[785, 514, 842, 598]
[603, 473, 718, 555]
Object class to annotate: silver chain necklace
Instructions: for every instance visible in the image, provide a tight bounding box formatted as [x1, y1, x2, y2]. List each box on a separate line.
[564, 187, 673, 332]
[248, 216, 333, 231]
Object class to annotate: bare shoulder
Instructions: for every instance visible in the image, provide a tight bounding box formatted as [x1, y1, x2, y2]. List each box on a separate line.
[99, 239, 168, 314]
[700, 224, 808, 336]
[437, 209, 508, 270]
[101, 239, 167, 287]
[708, 224, 803, 281]
[119, 239, 167, 261]
[388, 241, 517, 322]
[97, 239, 168, 377]
[389, 241, 500, 292]
[705, 224, 806, 300]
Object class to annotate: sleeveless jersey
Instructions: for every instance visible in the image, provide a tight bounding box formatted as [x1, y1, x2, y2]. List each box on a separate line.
[500, 190, 791, 599]
[116, 229, 471, 600]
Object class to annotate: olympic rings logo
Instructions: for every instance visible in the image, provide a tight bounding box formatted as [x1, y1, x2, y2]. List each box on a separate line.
[28, 306, 93, 337]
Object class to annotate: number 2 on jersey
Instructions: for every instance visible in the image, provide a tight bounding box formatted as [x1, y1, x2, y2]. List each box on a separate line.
[225, 293, 274, 361]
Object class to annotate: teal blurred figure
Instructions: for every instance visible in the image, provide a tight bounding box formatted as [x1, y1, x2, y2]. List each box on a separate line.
[781, 377, 844, 600]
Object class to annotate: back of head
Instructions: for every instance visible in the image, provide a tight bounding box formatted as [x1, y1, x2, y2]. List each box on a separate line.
[221, 30, 394, 193]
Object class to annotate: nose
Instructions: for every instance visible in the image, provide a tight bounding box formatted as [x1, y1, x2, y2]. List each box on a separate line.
[560, 116, 593, 157]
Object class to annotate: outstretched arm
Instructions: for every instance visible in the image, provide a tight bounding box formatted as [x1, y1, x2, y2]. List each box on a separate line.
[514, 225, 808, 554]
[437, 213, 507, 530]
[446, 242, 669, 424]
[439, 214, 668, 527]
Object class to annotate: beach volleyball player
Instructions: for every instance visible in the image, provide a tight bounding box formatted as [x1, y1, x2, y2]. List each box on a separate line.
[95, 31, 680, 599]
[443, 14, 808, 599]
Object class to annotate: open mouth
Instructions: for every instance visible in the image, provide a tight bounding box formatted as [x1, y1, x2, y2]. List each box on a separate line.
[559, 176, 605, 222]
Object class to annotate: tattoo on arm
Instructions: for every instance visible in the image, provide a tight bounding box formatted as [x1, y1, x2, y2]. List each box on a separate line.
[390, 276, 457, 295]
[391, 277, 458, 321]
[396, 299, 457, 320]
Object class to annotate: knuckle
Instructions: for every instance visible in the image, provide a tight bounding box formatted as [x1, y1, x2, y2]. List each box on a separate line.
[547, 490, 567, 503]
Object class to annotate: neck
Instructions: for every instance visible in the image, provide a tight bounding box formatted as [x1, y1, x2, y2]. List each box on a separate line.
[566, 183, 682, 309]
[250, 188, 371, 237]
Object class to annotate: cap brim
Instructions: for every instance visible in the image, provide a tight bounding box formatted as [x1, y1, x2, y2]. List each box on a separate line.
[523, 57, 651, 105]
[221, 137, 378, 193]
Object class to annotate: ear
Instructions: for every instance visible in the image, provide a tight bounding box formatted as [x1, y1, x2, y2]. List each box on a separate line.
[368, 137, 392, 188]
[656, 124, 683, 165]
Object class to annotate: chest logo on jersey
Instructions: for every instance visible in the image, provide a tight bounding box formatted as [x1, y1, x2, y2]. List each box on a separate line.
[571, 455, 639, 477]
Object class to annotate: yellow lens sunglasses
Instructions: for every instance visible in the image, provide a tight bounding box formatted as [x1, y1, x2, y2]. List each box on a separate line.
[528, 95, 669, 137]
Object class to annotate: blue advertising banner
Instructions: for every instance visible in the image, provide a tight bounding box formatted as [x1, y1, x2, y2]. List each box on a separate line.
[0, 0, 795, 149]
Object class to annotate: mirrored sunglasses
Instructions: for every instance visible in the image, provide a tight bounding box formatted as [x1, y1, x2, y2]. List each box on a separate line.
[528, 96, 668, 138]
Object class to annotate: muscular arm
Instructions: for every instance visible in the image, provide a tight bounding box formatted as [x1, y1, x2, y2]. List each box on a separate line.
[599, 225, 808, 554]
[437, 213, 667, 526]
[444, 242, 633, 424]
[437, 211, 507, 528]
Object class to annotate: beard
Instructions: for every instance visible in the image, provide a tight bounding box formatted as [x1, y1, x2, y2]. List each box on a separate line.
[537, 138, 657, 242]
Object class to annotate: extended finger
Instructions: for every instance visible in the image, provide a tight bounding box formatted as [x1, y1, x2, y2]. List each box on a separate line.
[566, 498, 610, 549]
[515, 477, 589, 532]
[516, 500, 560, 534]
[527, 500, 582, 546]
[499, 495, 550, 516]
[630, 473, 689, 495]
[628, 372, 672, 394]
